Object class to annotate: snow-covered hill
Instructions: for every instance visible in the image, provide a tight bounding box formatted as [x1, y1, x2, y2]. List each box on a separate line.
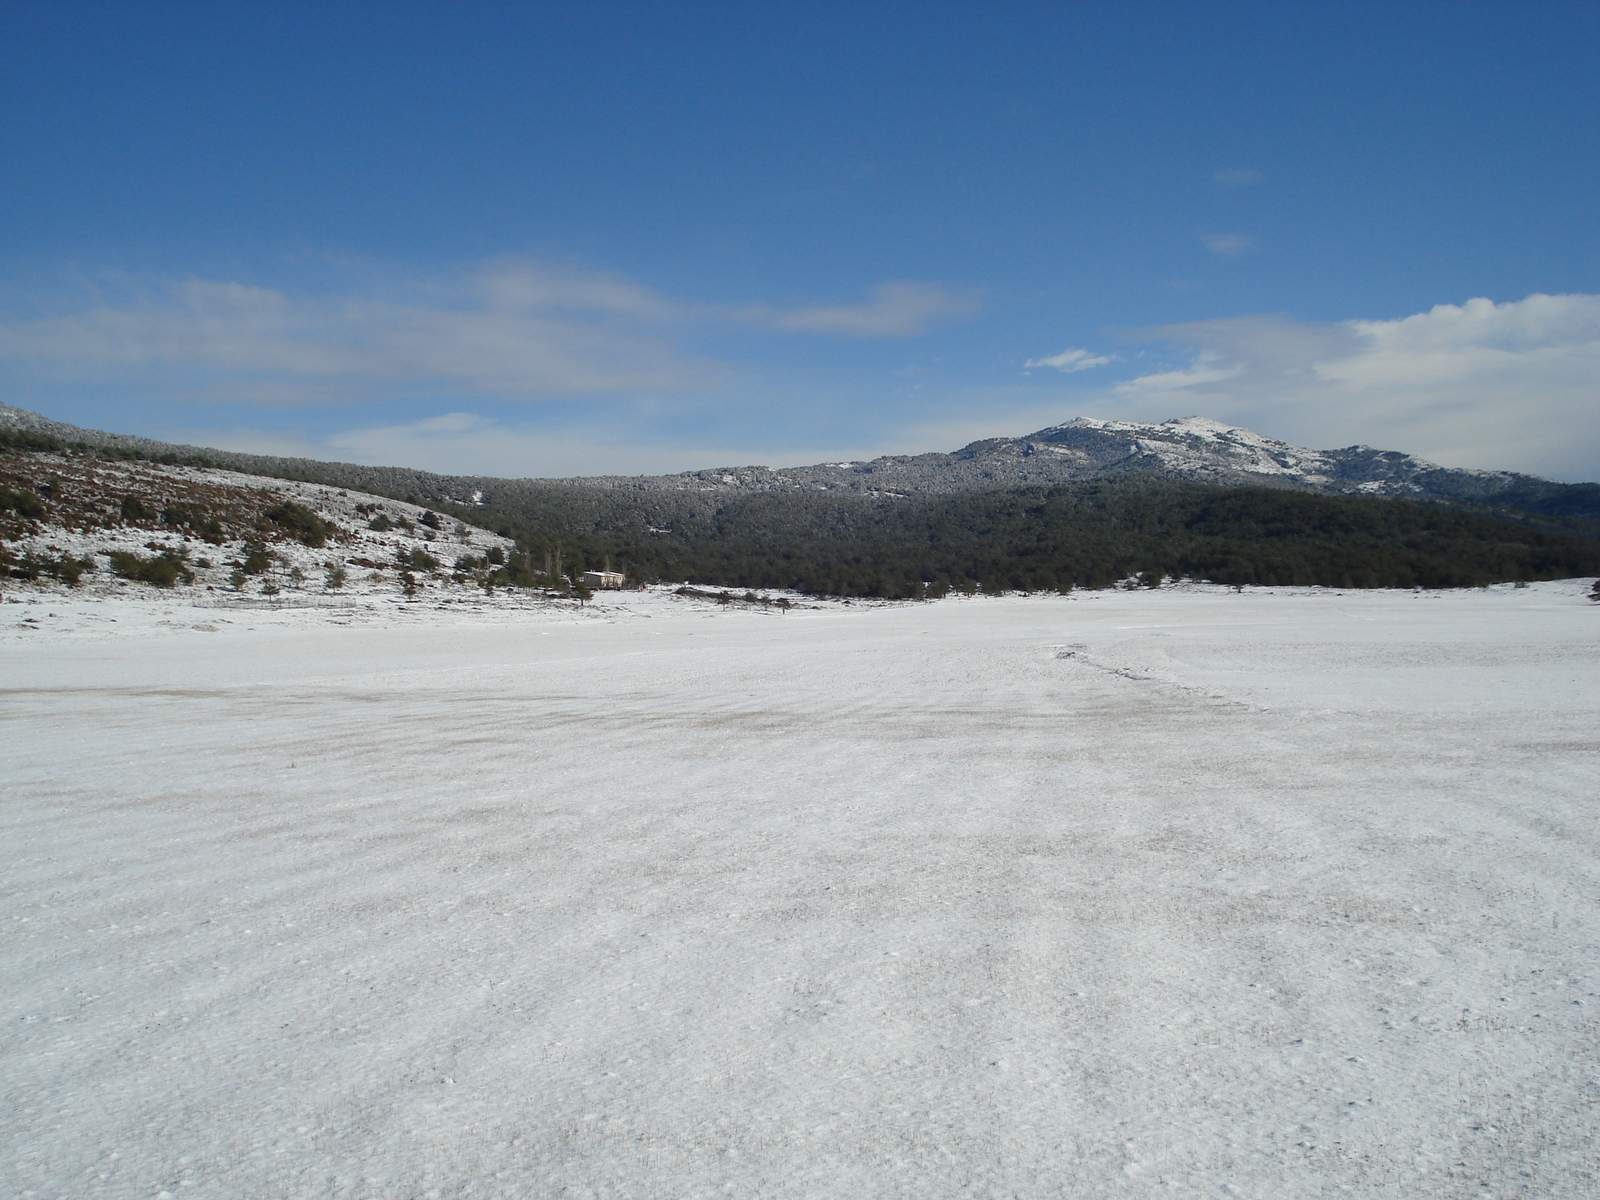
[1027, 415, 1526, 495]
[641, 415, 1553, 503]
[0, 449, 519, 601]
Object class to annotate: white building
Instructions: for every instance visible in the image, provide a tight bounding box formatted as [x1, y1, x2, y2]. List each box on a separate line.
[580, 570, 625, 589]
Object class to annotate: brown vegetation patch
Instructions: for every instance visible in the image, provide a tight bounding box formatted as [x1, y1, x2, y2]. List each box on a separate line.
[0, 453, 350, 549]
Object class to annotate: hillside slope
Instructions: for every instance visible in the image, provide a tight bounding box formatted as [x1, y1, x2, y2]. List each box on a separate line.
[4, 403, 1596, 521]
[0, 449, 518, 599]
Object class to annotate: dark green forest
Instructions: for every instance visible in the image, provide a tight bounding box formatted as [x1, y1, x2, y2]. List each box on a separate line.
[447, 480, 1600, 598]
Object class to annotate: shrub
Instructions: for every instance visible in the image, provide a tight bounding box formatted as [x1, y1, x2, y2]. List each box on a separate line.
[397, 547, 440, 572]
[50, 555, 93, 586]
[368, 514, 393, 532]
[419, 510, 441, 529]
[241, 544, 273, 574]
[161, 505, 226, 543]
[106, 549, 194, 588]
[325, 566, 347, 590]
[264, 501, 330, 547]
[0, 488, 47, 520]
[9, 552, 93, 586]
[0, 428, 65, 454]
[119, 496, 154, 521]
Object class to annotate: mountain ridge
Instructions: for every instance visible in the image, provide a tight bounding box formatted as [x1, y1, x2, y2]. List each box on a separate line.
[2, 402, 1596, 522]
[627, 415, 1547, 503]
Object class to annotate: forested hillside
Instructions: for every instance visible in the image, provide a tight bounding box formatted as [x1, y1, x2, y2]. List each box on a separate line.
[442, 479, 1600, 598]
[5, 415, 1598, 599]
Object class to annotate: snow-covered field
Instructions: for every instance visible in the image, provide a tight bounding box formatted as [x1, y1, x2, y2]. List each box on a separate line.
[4, 581, 1598, 1199]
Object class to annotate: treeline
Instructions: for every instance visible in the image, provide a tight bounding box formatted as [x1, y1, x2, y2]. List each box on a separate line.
[8, 428, 1598, 597]
[442, 479, 1600, 597]
[0, 426, 216, 467]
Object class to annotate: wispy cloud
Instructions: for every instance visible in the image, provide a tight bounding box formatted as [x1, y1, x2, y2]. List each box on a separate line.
[1113, 354, 1242, 392]
[149, 294, 1600, 480]
[472, 261, 684, 319]
[1213, 168, 1263, 186]
[1202, 233, 1253, 258]
[0, 266, 712, 404]
[0, 264, 977, 408]
[1105, 293, 1600, 479]
[1023, 348, 1116, 373]
[162, 410, 901, 478]
[761, 282, 980, 337]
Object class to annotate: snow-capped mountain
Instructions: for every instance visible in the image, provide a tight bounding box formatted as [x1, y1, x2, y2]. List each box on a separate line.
[642, 415, 1572, 507]
[1014, 415, 1518, 496]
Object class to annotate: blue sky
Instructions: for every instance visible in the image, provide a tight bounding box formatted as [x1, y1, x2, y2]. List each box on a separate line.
[2, 1, 1597, 479]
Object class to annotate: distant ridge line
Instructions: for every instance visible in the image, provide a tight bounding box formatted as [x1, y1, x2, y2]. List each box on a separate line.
[2, 402, 1596, 522]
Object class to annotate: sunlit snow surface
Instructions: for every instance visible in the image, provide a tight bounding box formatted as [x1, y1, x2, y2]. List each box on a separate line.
[4, 582, 1598, 1199]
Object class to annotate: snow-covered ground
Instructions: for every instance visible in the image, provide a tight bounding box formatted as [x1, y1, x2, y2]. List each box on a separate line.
[4, 581, 1598, 1199]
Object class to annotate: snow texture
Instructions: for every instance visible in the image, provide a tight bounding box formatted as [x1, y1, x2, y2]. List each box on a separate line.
[4, 581, 1599, 1198]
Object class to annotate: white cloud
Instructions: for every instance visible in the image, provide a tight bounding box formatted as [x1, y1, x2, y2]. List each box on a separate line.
[165, 410, 899, 478]
[471, 261, 681, 318]
[1213, 168, 1263, 186]
[763, 282, 980, 337]
[0, 265, 977, 409]
[1203, 234, 1253, 258]
[0, 269, 712, 403]
[1106, 293, 1600, 480]
[1114, 354, 1243, 392]
[1023, 348, 1116, 373]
